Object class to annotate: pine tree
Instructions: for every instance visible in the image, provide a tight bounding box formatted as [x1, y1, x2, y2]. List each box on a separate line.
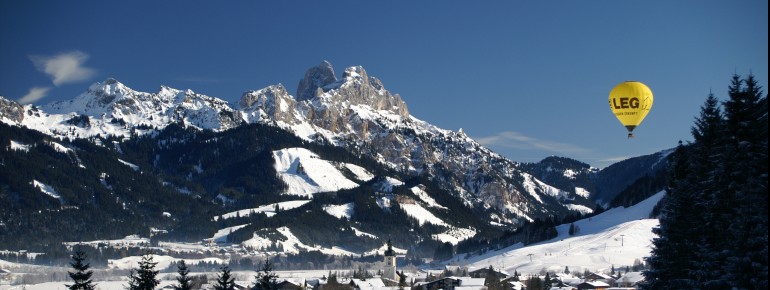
[253, 257, 278, 290]
[214, 266, 236, 290]
[642, 142, 699, 289]
[129, 253, 160, 290]
[174, 260, 193, 290]
[719, 74, 768, 289]
[66, 249, 96, 290]
[543, 272, 552, 289]
[484, 266, 501, 290]
[642, 74, 768, 289]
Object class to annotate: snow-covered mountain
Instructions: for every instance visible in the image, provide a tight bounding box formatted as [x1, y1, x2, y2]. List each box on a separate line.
[0, 61, 601, 228]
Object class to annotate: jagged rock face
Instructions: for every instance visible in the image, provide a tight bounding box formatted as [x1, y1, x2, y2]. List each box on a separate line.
[0, 62, 595, 225]
[239, 84, 300, 125]
[173, 89, 241, 130]
[296, 60, 337, 101]
[0, 96, 24, 123]
[40, 79, 239, 132]
[252, 63, 564, 221]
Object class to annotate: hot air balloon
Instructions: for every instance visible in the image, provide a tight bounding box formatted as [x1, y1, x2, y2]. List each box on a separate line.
[608, 81, 653, 138]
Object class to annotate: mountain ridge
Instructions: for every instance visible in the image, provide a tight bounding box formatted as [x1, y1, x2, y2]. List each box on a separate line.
[0, 62, 670, 263]
[0, 61, 602, 227]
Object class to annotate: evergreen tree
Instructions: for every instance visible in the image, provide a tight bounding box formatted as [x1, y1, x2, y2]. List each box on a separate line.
[129, 253, 160, 290]
[174, 260, 193, 290]
[642, 143, 700, 289]
[484, 266, 501, 290]
[642, 74, 768, 289]
[397, 271, 406, 290]
[66, 249, 96, 290]
[253, 257, 278, 290]
[719, 74, 768, 289]
[214, 266, 236, 290]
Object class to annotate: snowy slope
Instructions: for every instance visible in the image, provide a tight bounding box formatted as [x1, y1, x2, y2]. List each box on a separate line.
[272, 147, 360, 197]
[462, 191, 665, 275]
[216, 200, 312, 220]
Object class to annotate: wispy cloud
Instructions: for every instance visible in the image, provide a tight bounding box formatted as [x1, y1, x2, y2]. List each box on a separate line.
[18, 87, 52, 104]
[29, 51, 96, 86]
[475, 131, 592, 155]
[596, 156, 631, 164]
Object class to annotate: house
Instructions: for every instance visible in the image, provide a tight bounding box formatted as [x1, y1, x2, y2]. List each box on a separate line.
[506, 280, 527, 290]
[575, 281, 610, 290]
[456, 277, 486, 290]
[469, 267, 509, 279]
[615, 272, 644, 288]
[350, 278, 386, 290]
[549, 279, 576, 290]
[276, 278, 304, 290]
[415, 276, 487, 290]
[584, 273, 613, 283]
[552, 273, 581, 286]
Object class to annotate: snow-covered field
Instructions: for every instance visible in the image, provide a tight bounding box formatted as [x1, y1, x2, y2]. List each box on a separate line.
[463, 191, 664, 275]
[0, 191, 664, 289]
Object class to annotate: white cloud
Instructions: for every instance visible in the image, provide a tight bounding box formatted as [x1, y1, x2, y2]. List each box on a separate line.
[475, 131, 591, 155]
[29, 51, 96, 86]
[596, 156, 631, 164]
[18, 87, 52, 104]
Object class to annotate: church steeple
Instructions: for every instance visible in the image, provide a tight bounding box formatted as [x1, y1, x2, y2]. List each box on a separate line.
[383, 239, 397, 281]
[384, 239, 395, 257]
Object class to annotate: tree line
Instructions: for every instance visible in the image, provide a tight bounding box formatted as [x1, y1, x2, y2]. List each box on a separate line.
[642, 74, 768, 289]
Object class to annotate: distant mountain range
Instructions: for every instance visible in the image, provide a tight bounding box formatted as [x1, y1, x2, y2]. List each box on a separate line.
[0, 61, 670, 261]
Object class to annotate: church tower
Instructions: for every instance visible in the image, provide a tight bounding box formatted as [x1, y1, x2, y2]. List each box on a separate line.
[383, 240, 397, 281]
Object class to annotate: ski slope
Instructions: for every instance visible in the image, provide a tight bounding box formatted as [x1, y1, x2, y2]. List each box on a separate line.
[463, 191, 665, 275]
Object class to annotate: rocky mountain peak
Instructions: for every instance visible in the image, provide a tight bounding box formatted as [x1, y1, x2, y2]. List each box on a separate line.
[0, 96, 24, 123]
[296, 60, 337, 101]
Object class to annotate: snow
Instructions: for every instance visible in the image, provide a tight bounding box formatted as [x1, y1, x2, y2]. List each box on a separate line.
[344, 163, 375, 182]
[205, 223, 250, 243]
[400, 203, 448, 227]
[31, 180, 62, 201]
[63, 235, 149, 248]
[272, 147, 359, 197]
[47, 141, 72, 154]
[462, 191, 665, 275]
[117, 159, 140, 171]
[323, 202, 354, 219]
[575, 187, 590, 198]
[351, 226, 378, 239]
[433, 227, 477, 245]
[565, 203, 594, 214]
[363, 242, 408, 256]
[107, 254, 225, 270]
[411, 185, 447, 209]
[216, 200, 311, 220]
[521, 172, 570, 202]
[10, 140, 29, 152]
[242, 227, 358, 256]
[375, 177, 404, 192]
[1, 281, 180, 290]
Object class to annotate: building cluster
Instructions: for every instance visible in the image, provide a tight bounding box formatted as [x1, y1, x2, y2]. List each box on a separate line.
[191, 240, 646, 290]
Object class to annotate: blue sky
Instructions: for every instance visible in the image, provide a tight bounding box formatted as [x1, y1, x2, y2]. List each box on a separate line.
[1, 1, 767, 168]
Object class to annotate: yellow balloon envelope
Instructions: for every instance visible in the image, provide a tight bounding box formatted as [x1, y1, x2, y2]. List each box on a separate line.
[608, 81, 653, 138]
